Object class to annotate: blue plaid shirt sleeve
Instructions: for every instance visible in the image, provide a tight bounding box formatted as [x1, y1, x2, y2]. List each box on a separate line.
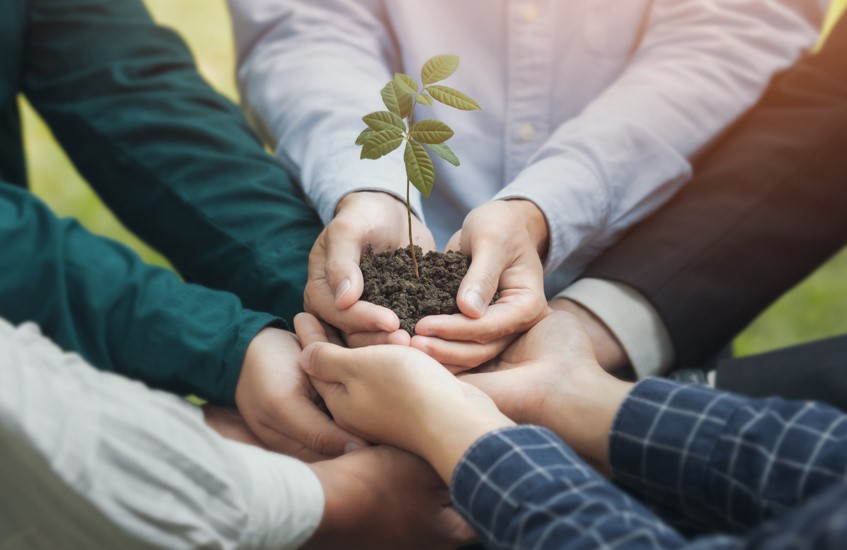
[450, 378, 847, 549]
[610, 378, 847, 534]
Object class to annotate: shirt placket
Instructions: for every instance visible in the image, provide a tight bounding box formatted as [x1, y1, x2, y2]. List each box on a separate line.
[504, 0, 555, 185]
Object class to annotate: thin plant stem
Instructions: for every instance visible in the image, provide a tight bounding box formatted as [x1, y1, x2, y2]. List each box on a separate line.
[406, 177, 419, 278]
[406, 101, 420, 278]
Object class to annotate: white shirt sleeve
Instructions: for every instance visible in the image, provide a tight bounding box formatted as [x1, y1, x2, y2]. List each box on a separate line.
[0, 318, 324, 550]
[495, 0, 827, 274]
[228, 0, 423, 225]
[555, 278, 675, 379]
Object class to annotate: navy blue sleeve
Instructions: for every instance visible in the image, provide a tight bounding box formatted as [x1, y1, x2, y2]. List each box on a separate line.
[450, 386, 847, 549]
[611, 378, 847, 534]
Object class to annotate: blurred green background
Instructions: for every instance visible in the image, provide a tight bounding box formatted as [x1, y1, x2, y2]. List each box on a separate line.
[20, 0, 847, 358]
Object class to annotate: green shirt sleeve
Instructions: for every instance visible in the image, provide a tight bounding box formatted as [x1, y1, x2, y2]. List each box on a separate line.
[0, 184, 279, 405]
[20, 0, 322, 326]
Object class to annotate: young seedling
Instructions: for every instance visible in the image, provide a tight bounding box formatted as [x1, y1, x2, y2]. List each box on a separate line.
[356, 54, 480, 278]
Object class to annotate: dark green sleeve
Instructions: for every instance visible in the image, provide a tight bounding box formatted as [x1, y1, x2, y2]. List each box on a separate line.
[0, 184, 279, 405]
[20, 0, 322, 325]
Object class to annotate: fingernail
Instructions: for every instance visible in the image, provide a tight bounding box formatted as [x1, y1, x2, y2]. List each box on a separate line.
[465, 290, 486, 315]
[335, 279, 352, 303]
[344, 442, 364, 454]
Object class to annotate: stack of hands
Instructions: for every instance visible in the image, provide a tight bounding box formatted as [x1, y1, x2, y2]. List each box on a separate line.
[206, 191, 633, 548]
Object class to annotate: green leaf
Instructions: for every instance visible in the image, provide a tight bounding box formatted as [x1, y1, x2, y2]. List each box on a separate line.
[404, 141, 435, 197]
[421, 54, 459, 85]
[415, 93, 433, 106]
[355, 128, 375, 146]
[425, 142, 460, 166]
[393, 73, 419, 95]
[362, 111, 406, 132]
[360, 129, 404, 160]
[381, 81, 413, 118]
[426, 85, 481, 111]
[409, 119, 454, 144]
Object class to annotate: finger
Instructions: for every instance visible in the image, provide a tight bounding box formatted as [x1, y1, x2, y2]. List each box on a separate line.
[345, 329, 411, 348]
[455, 236, 508, 319]
[300, 342, 356, 384]
[322, 220, 368, 310]
[294, 312, 330, 347]
[252, 426, 336, 463]
[411, 334, 515, 370]
[305, 284, 400, 334]
[269, 393, 368, 456]
[444, 230, 462, 253]
[415, 299, 538, 343]
[294, 313, 347, 348]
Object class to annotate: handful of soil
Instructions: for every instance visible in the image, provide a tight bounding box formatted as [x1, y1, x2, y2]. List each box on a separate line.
[360, 245, 497, 335]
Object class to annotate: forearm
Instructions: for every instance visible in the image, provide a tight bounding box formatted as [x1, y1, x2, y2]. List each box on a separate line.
[496, 0, 823, 276]
[229, 0, 423, 223]
[23, 0, 321, 324]
[0, 318, 323, 549]
[0, 185, 277, 403]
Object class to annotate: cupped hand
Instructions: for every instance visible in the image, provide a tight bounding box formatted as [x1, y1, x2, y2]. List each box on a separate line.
[304, 191, 435, 345]
[295, 312, 513, 482]
[412, 199, 549, 370]
[459, 310, 599, 425]
[460, 310, 632, 470]
[234, 327, 368, 462]
[305, 445, 475, 549]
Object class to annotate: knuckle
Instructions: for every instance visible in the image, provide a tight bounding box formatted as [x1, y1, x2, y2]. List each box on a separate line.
[328, 217, 364, 241]
[305, 427, 334, 456]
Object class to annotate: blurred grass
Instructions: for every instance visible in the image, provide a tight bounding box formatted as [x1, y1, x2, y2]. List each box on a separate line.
[21, 0, 847, 358]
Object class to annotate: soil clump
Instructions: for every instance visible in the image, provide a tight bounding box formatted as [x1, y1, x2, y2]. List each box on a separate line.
[360, 245, 497, 335]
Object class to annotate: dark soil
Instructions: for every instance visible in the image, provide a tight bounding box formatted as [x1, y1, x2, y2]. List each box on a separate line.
[361, 245, 498, 335]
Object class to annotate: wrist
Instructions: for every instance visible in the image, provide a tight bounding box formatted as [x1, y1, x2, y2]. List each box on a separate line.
[303, 461, 346, 549]
[502, 198, 549, 259]
[549, 298, 630, 373]
[541, 366, 633, 473]
[235, 328, 300, 411]
[421, 409, 515, 485]
[336, 190, 408, 217]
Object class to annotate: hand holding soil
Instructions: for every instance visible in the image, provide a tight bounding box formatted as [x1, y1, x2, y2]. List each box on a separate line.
[303, 191, 435, 346]
[410, 199, 549, 370]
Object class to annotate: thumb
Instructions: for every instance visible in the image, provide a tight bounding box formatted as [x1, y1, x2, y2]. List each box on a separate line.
[456, 243, 506, 319]
[300, 342, 354, 384]
[294, 312, 345, 347]
[323, 224, 366, 310]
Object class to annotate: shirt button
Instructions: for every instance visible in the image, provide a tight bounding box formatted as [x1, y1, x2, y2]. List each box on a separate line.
[518, 123, 536, 142]
[521, 3, 539, 23]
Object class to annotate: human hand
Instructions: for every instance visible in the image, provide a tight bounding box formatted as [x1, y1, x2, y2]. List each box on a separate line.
[201, 405, 266, 449]
[296, 312, 513, 482]
[412, 199, 548, 371]
[549, 297, 631, 373]
[304, 191, 435, 347]
[234, 327, 367, 462]
[461, 311, 633, 471]
[305, 445, 475, 549]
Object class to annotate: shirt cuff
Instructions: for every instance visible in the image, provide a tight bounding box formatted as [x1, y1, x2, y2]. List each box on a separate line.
[450, 426, 590, 540]
[232, 442, 325, 550]
[554, 278, 675, 378]
[609, 378, 742, 504]
[493, 156, 607, 275]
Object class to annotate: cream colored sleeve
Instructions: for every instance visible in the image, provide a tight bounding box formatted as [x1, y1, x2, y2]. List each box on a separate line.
[0, 318, 323, 549]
